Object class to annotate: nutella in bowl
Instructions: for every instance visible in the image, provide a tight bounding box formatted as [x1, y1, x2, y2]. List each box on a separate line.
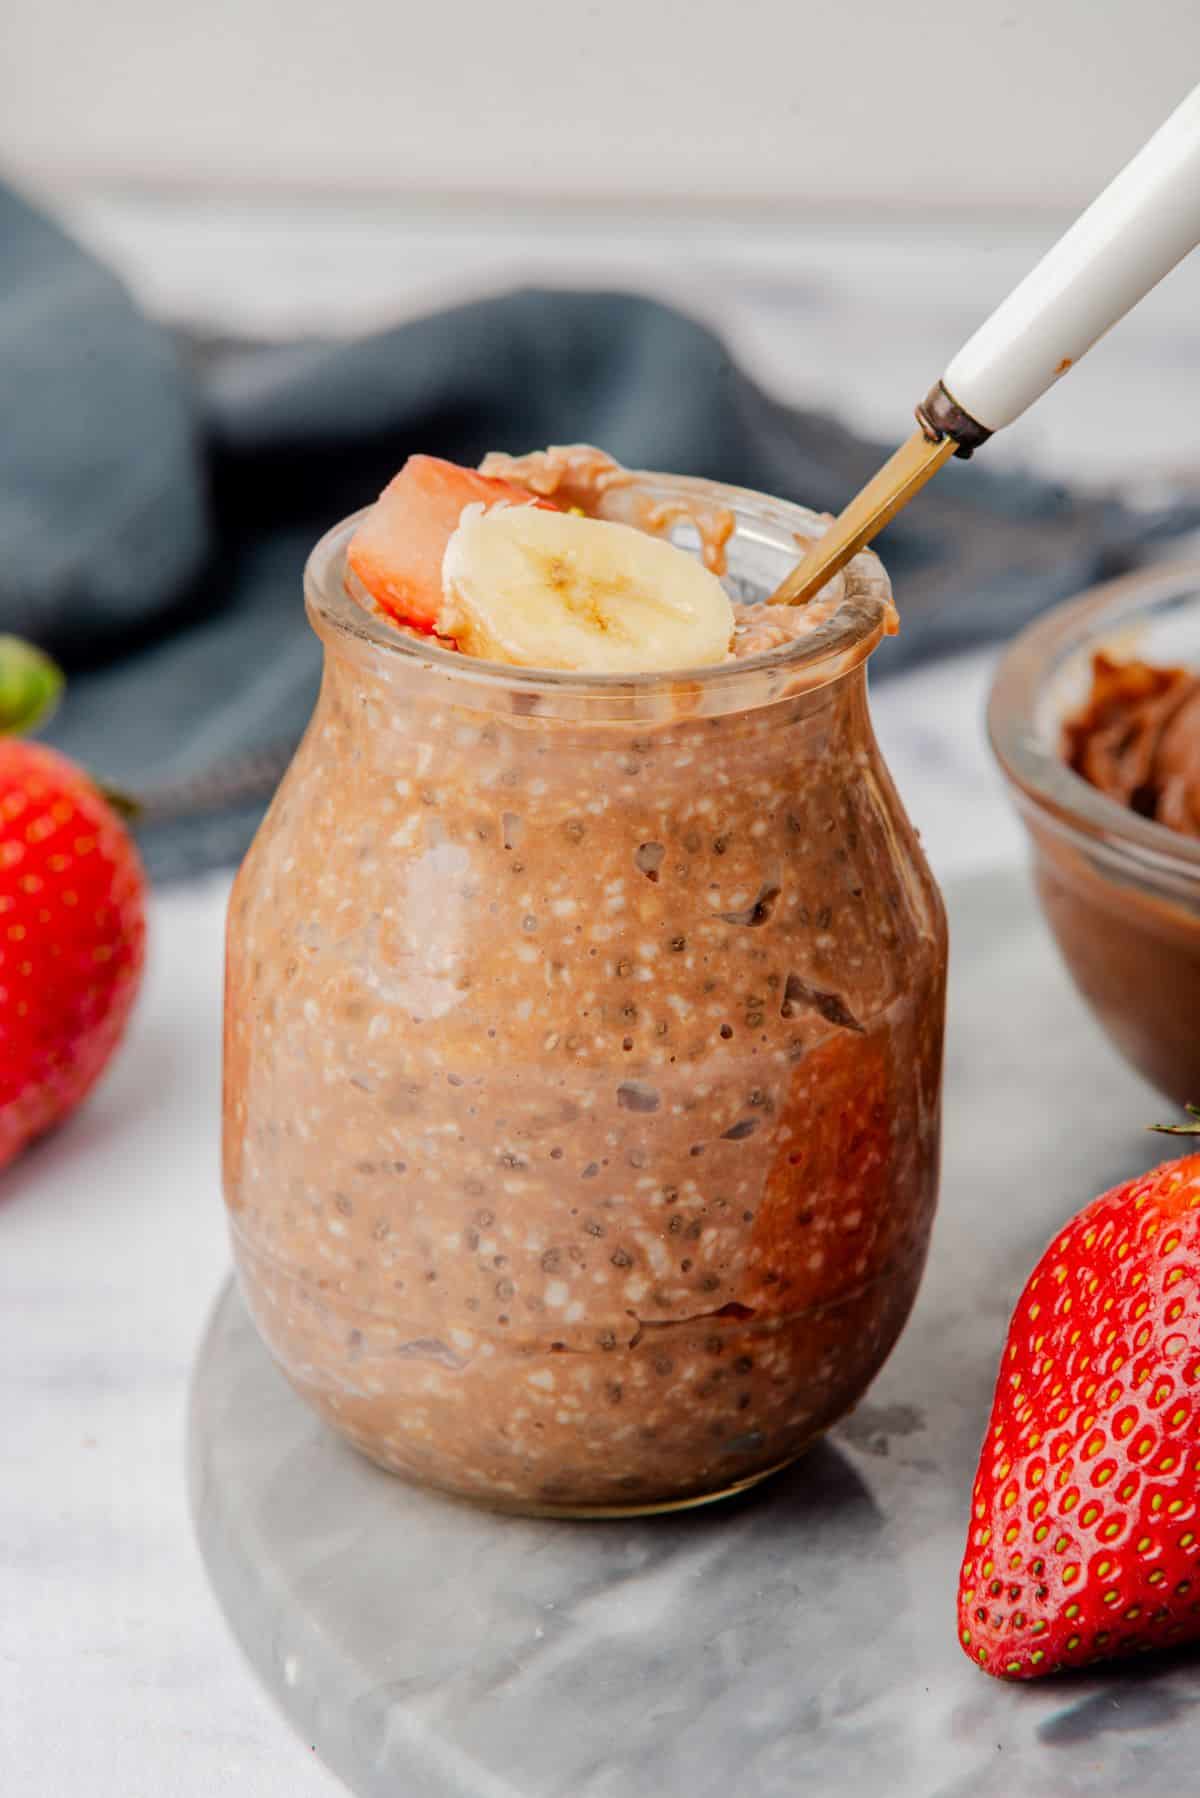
[1064, 652, 1200, 839]
[990, 565, 1200, 1112]
[222, 449, 947, 1515]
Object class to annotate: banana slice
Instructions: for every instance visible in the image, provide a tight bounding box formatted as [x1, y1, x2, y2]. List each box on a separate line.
[440, 504, 734, 674]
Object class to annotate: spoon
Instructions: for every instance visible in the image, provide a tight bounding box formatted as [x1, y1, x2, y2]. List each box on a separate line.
[770, 81, 1200, 609]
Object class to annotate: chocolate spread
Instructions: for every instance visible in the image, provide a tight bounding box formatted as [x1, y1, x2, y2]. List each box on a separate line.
[1065, 652, 1200, 838]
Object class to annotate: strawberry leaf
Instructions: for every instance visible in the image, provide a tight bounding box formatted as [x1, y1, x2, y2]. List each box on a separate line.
[0, 637, 64, 735]
[1150, 1103, 1200, 1136]
[97, 783, 142, 823]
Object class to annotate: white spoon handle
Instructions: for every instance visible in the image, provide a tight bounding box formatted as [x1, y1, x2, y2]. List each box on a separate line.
[936, 82, 1200, 442]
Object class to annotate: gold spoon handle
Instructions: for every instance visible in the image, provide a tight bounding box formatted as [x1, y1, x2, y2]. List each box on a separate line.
[767, 429, 958, 608]
[770, 83, 1200, 610]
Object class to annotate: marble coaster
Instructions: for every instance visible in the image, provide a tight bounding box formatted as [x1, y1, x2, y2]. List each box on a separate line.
[189, 870, 1200, 1797]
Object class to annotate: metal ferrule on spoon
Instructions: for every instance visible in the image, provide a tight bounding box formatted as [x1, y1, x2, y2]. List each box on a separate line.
[770, 81, 1200, 610]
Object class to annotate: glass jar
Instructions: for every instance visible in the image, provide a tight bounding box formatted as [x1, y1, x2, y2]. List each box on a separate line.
[222, 475, 947, 1516]
[989, 565, 1200, 1109]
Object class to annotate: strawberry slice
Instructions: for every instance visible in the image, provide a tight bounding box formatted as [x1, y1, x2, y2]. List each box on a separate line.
[742, 1029, 894, 1316]
[347, 456, 556, 634]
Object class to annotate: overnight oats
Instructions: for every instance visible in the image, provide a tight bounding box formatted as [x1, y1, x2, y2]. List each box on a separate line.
[223, 447, 947, 1515]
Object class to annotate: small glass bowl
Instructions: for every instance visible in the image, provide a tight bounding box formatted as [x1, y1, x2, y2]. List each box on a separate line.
[988, 563, 1200, 1110]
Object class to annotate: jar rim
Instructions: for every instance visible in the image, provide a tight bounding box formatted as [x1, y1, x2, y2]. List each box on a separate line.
[304, 471, 892, 721]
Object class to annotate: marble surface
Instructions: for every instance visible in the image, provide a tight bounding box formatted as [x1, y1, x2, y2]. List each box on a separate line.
[189, 867, 1195, 1798]
[1, 639, 1017, 1798]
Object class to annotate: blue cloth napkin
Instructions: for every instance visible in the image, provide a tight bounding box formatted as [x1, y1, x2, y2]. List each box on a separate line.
[2, 182, 1194, 881]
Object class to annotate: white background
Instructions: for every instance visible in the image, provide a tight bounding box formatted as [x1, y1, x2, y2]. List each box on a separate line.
[2, 1, 1198, 209]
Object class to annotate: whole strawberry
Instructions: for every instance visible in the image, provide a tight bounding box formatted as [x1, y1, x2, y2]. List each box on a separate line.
[0, 641, 146, 1169]
[959, 1150, 1200, 1678]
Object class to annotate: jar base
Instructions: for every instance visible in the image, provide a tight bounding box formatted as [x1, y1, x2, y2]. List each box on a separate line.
[348, 1440, 822, 1520]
